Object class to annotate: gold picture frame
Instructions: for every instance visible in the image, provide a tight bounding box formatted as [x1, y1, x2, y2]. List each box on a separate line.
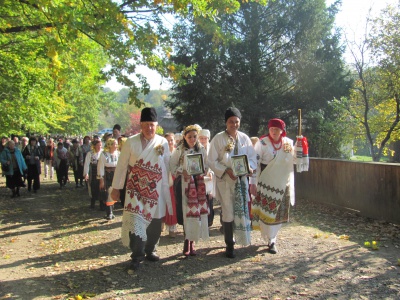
[231, 154, 250, 177]
[186, 153, 205, 176]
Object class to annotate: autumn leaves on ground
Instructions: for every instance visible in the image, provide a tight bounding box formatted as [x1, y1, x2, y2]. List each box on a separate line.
[0, 177, 399, 300]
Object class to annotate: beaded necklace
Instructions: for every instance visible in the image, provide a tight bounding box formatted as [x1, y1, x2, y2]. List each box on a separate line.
[268, 135, 282, 151]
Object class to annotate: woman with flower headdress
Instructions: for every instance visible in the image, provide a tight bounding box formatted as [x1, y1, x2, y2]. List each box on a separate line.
[208, 107, 257, 258]
[250, 118, 296, 254]
[83, 140, 103, 209]
[170, 125, 209, 256]
[98, 138, 119, 220]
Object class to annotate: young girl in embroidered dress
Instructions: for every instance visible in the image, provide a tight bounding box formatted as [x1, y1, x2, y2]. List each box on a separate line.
[98, 138, 120, 220]
[83, 140, 103, 209]
[250, 118, 296, 254]
[169, 125, 209, 256]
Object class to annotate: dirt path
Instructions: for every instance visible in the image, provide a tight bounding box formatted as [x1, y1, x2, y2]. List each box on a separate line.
[0, 176, 399, 300]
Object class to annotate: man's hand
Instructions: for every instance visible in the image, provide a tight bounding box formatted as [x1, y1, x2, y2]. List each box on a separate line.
[111, 188, 120, 202]
[249, 184, 257, 196]
[225, 168, 237, 181]
[183, 169, 191, 182]
[99, 178, 104, 190]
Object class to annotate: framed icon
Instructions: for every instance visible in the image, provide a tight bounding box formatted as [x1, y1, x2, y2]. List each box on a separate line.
[231, 155, 250, 177]
[186, 153, 205, 176]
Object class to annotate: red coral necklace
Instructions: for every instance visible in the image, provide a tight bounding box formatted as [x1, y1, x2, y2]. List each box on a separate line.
[268, 135, 282, 151]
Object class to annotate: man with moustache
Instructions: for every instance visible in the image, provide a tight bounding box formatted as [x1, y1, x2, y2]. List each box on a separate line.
[111, 107, 172, 270]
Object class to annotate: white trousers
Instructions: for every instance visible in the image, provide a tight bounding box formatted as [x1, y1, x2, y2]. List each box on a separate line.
[44, 160, 54, 179]
[259, 223, 282, 245]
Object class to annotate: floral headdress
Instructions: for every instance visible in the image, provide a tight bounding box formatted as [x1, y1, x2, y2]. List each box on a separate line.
[183, 124, 201, 136]
[90, 140, 102, 153]
[182, 124, 202, 153]
[104, 138, 117, 152]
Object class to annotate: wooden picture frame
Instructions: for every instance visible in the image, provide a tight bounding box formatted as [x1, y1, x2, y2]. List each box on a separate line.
[231, 154, 250, 177]
[186, 153, 205, 176]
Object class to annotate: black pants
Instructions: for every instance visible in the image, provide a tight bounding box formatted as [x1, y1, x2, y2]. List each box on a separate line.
[129, 218, 162, 262]
[27, 164, 40, 191]
[6, 169, 24, 189]
[56, 160, 68, 185]
[73, 157, 84, 185]
[90, 165, 101, 207]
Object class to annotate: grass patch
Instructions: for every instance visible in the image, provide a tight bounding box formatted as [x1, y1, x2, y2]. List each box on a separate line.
[350, 155, 389, 162]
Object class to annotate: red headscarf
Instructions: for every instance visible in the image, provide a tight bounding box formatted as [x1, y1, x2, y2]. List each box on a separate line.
[268, 118, 286, 137]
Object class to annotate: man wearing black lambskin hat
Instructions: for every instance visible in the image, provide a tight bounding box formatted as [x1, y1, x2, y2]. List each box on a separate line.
[208, 107, 257, 258]
[111, 107, 172, 270]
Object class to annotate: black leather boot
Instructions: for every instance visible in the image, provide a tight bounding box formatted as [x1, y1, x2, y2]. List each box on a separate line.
[224, 222, 235, 258]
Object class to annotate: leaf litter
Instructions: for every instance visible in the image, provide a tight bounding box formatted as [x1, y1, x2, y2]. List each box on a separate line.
[0, 178, 399, 299]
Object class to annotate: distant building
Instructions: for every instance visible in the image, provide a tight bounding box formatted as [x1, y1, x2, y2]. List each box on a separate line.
[159, 112, 179, 133]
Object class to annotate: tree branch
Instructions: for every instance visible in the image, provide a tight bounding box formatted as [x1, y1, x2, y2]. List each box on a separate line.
[17, 0, 39, 9]
[120, 0, 138, 9]
[0, 23, 54, 33]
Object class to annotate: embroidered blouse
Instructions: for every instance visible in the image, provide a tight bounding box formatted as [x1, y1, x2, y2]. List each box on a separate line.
[97, 151, 120, 177]
[83, 150, 102, 177]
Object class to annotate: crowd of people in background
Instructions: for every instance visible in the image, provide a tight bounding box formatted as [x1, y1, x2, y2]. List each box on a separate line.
[0, 107, 298, 271]
[0, 124, 123, 198]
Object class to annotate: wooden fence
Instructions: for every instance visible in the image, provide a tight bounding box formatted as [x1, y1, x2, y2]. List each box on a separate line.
[295, 158, 400, 224]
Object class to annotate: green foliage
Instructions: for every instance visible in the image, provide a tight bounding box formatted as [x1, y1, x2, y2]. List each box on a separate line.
[1, 0, 264, 136]
[97, 89, 171, 135]
[305, 105, 353, 158]
[156, 126, 164, 135]
[335, 3, 400, 161]
[167, 0, 351, 145]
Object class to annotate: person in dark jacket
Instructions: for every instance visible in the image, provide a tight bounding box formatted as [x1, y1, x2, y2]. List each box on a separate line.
[43, 138, 55, 180]
[69, 139, 84, 188]
[22, 137, 43, 193]
[0, 140, 27, 197]
[53, 142, 69, 189]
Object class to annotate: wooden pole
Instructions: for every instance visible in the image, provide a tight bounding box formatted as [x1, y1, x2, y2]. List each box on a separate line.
[298, 109, 302, 136]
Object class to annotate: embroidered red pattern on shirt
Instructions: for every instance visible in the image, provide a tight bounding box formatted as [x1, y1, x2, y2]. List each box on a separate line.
[125, 159, 162, 221]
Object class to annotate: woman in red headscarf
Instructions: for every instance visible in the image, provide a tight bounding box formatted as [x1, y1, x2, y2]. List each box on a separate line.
[250, 118, 296, 254]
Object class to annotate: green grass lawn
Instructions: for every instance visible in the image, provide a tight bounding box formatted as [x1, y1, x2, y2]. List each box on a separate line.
[350, 155, 390, 162]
